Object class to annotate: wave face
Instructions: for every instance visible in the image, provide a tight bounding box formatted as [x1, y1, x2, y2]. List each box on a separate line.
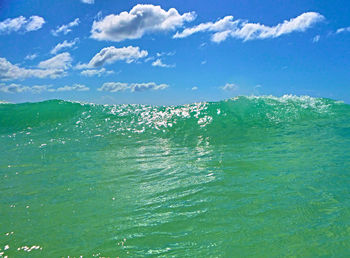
[1, 96, 350, 256]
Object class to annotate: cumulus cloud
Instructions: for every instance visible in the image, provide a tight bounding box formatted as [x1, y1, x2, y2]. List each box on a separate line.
[38, 52, 72, 70]
[0, 57, 66, 81]
[90, 4, 195, 42]
[51, 18, 80, 36]
[25, 16, 45, 31]
[55, 84, 89, 92]
[81, 0, 94, 4]
[336, 27, 350, 34]
[0, 16, 45, 34]
[221, 83, 238, 91]
[76, 46, 147, 69]
[0, 83, 30, 93]
[98, 82, 169, 92]
[51, 38, 79, 54]
[0, 54, 72, 81]
[192, 86, 198, 91]
[152, 58, 175, 68]
[174, 12, 324, 42]
[80, 68, 114, 77]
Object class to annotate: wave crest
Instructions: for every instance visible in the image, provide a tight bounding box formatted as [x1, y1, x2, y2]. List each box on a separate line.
[0, 96, 348, 136]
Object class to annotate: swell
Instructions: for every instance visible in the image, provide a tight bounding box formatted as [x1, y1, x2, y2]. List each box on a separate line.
[0, 95, 349, 137]
[1, 96, 350, 256]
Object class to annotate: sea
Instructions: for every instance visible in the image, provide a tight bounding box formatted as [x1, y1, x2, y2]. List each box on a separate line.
[1, 95, 350, 257]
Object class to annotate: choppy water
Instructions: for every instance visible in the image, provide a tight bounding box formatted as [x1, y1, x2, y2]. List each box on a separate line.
[1, 95, 350, 257]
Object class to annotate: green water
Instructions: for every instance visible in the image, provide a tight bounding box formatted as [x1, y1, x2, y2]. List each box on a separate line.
[1, 95, 350, 257]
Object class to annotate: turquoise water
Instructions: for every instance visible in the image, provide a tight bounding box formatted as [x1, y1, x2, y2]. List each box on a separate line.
[1, 95, 350, 257]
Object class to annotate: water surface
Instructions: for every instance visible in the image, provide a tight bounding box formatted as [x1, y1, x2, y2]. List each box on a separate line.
[1, 95, 350, 257]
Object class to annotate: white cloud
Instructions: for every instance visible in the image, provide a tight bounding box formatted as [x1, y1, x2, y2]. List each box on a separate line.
[174, 16, 238, 39]
[201, 60, 207, 65]
[55, 84, 89, 92]
[152, 58, 175, 68]
[80, 68, 114, 77]
[25, 53, 38, 60]
[0, 83, 46, 93]
[0, 83, 89, 93]
[174, 12, 324, 42]
[221, 83, 238, 91]
[51, 38, 79, 55]
[81, 0, 94, 4]
[156, 51, 176, 57]
[0, 17, 27, 33]
[192, 86, 198, 91]
[0, 16, 45, 34]
[25, 16, 45, 31]
[313, 35, 320, 43]
[199, 42, 207, 49]
[90, 4, 195, 42]
[51, 18, 80, 36]
[145, 56, 155, 62]
[98, 82, 169, 92]
[38, 52, 72, 70]
[336, 27, 350, 34]
[0, 57, 66, 81]
[76, 46, 148, 69]
[130, 82, 168, 92]
[98, 82, 129, 92]
[0, 83, 29, 93]
[31, 85, 51, 93]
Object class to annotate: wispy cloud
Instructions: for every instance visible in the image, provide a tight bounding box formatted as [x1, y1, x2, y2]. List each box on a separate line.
[174, 12, 324, 42]
[25, 53, 38, 60]
[313, 35, 320, 43]
[98, 82, 169, 92]
[80, 68, 114, 77]
[81, 0, 94, 4]
[51, 18, 80, 36]
[221, 83, 238, 91]
[38, 52, 72, 70]
[0, 83, 50, 93]
[192, 86, 198, 91]
[0, 83, 89, 93]
[156, 51, 176, 57]
[152, 59, 175, 68]
[51, 38, 79, 54]
[55, 84, 89, 92]
[76, 46, 148, 69]
[91, 4, 195, 42]
[336, 26, 350, 34]
[0, 16, 45, 34]
[199, 42, 207, 49]
[145, 56, 155, 62]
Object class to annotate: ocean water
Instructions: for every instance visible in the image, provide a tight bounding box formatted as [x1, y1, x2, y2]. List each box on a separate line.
[1, 95, 350, 257]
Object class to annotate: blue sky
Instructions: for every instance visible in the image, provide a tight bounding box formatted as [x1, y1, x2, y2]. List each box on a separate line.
[0, 0, 350, 105]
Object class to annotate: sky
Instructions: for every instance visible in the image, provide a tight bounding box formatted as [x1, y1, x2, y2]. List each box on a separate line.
[0, 0, 350, 105]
